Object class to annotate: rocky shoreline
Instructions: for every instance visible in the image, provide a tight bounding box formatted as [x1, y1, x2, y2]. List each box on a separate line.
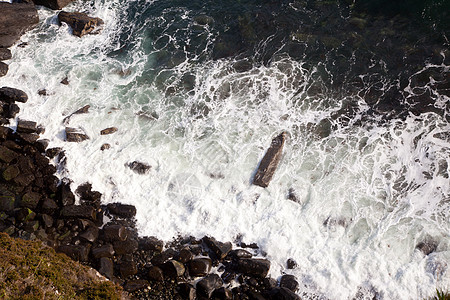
[0, 2, 300, 299]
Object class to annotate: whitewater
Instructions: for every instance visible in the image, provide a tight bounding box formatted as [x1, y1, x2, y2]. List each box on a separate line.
[1, 0, 449, 298]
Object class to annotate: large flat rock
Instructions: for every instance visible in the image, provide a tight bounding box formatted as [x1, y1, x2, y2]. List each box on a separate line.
[0, 3, 39, 48]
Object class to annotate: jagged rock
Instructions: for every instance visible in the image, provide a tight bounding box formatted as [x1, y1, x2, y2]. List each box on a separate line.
[2, 165, 20, 181]
[16, 208, 36, 222]
[101, 224, 127, 242]
[252, 132, 286, 188]
[269, 287, 300, 300]
[57, 244, 91, 262]
[35, 139, 49, 153]
[79, 225, 99, 243]
[212, 287, 233, 300]
[286, 258, 297, 269]
[106, 203, 136, 218]
[57, 178, 75, 206]
[113, 238, 138, 255]
[32, 0, 74, 10]
[188, 257, 212, 277]
[263, 277, 278, 289]
[0, 3, 39, 48]
[120, 261, 137, 278]
[98, 257, 114, 279]
[100, 143, 110, 151]
[279, 275, 298, 292]
[0, 145, 18, 163]
[0, 48, 12, 61]
[62, 104, 90, 124]
[151, 249, 177, 266]
[126, 161, 151, 174]
[76, 183, 101, 208]
[60, 77, 69, 85]
[228, 249, 253, 259]
[37, 89, 48, 96]
[0, 87, 28, 103]
[236, 258, 270, 278]
[65, 127, 89, 142]
[45, 147, 62, 159]
[40, 214, 53, 228]
[5, 103, 20, 119]
[20, 192, 41, 209]
[16, 120, 37, 134]
[123, 280, 149, 293]
[148, 266, 164, 281]
[203, 236, 232, 260]
[0, 126, 13, 140]
[175, 248, 194, 263]
[91, 244, 114, 258]
[178, 283, 196, 300]
[0, 62, 8, 77]
[100, 127, 117, 135]
[139, 236, 164, 252]
[58, 11, 104, 38]
[196, 274, 222, 298]
[60, 205, 96, 221]
[39, 198, 58, 215]
[0, 195, 15, 211]
[17, 132, 39, 144]
[162, 259, 185, 278]
[416, 240, 438, 255]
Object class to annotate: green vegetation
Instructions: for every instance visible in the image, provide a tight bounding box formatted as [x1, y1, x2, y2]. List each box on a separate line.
[0, 233, 124, 299]
[432, 290, 450, 300]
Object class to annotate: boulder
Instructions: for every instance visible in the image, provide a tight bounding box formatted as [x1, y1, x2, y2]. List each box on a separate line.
[98, 257, 114, 279]
[0, 3, 39, 48]
[17, 132, 39, 144]
[120, 261, 137, 278]
[416, 240, 438, 255]
[148, 266, 164, 281]
[57, 178, 75, 206]
[0, 145, 18, 163]
[123, 280, 149, 293]
[236, 258, 270, 278]
[62, 104, 89, 125]
[150, 249, 177, 266]
[65, 127, 89, 142]
[212, 287, 233, 299]
[0, 62, 7, 77]
[196, 274, 222, 298]
[0, 48, 12, 61]
[79, 226, 99, 243]
[269, 287, 300, 300]
[106, 203, 136, 218]
[286, 258, 297, 269]
[279, 275, 298, 292]
[58, 11, 104, 38]
[188, 257, 212, 277]
[2, 165, 20, 181]
[45, 147, 63, 159]
[100, 143, 110, 151]
[5, 103, 20, 119]
[0, 87, 28, 103]
[60, 77, 69, 85]
[162, 259, 185, 278]
[40, 214, 53, 228]
[20, 192, 41, 209]
[100, 127, 117, 135]
[138, 236, 164, 252]
[126, 161, 151, 174]
[91, 244, 114, 258]
[177, 283, 196, 300]
[175, 248, 193, 263]
[252, 132, 286, 188]
[101, 224, 127, 242]
[76, 183, 101, 208]
[113, 238, 138, 255]
[33, 0, 74, 10]
[0, 195, 15, 211]
[60, 205, 96, 221]
[39, 198, 58, 215]
[16, 120, 37, 134]
[58, 244, 91, 262]
[228, 249, 253, 259]
[203, 236, 232, 260]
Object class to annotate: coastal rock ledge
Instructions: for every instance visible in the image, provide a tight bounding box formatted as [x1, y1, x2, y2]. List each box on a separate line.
[58, 11, 104, 38]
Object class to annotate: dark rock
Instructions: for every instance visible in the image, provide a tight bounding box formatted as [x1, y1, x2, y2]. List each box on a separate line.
[100, 127, 117, 135]
[236, 258, 270, 278]
[0, 145, 18, 163]
[57, 178, 75, 206]
[20, 192, 41, 209]
[60, 205, 96, 221]
[46, 147, 62, 159]
[5, 103, 20, 119]
[17, 132, 39, 144]
[196, 274, 222, 298]
[37, 89, 48, 96]
[150, 249, 177, 266]
[98, 257, 114, 279]
[203, 236, 232, 260]
[0, 126, 13, 140]
[3, 140, 21, 151]
[279, 275, 298, 292]
[106, 203, 136, 218]
[101, 224, 127, 242]
[178, 283, 196, 300]
[175, 248, 193, 264]
[40, 214, 53, 228]
[58, 244, 91, 262]
[0, 195, 15, 211]
[228, 249, 253, 259]
[60, 77, 69, 85]
[35, 139, 49, 153]
[0, 48, 12, 61]
[269, 287, 300, 300]
[23, 220, 39, 233]
[416, 240, 438, 255]
[33, 0, 74, 10]
[79, 225, 99, 243]
[0, 62, 8, 77]
[188, 257, 212, 277]
[113, 238, 138, 255]
[286, 258, 297, 269]
[0, 87, 28, 103]
[100, 143, 110, 151]
[252, 132, 286, 188]
[123, 280, 149, 293]
[12, 172, 34, 187]
[263, 277, 277, 289]
[126, 161, 151, 174]
[139, 236, 163, 252]
[0, 3, 39, 48]
[76, 183, 101, 208]
[120, 261, 137, 278]
[91, 244, 114, 258]
[2, 165, 20, 181]
[62, 104, 90, 124]
[58, 11, 104, 38]
[65, 127, 89, 142]
[148, 266, 164, 282]
[16, 120, 37, 134]
[221, 270, 236, 284]
[162, 259, 185, 278]
[212, 287, 233, 300]
[39, 198, 58, 215]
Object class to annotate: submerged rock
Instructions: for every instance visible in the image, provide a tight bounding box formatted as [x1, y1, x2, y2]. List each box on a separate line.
[252, 132, 286, 188]
[126, 161, 151, 174]
[0, 3, 39, 48]
[65, 127, 89, 142]
[0, 62, 8, 77]
[100, 143, 111, 151]
[58, 11, 104, 38]
[100, 127, 117, 135]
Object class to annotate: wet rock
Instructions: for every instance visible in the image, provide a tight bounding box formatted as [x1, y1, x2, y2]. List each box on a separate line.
[33, 0, 74, 10]
[175, 248, 194, 264]
[0, 48, 12, 61]
[65, 127, 89, 142]
[203, 236, 232, 260]
[113, 238, 138, 255]
[17, 132, 39, 144]
[39, 198, 58, 215]
[178, 283, 196, 300]
[60, 77, 69, 85]
[60, 205, 96, 221]
[0, 195, 15, 212]
[416, 240, 438, 255]
[76, 183, 101, 208]
[58, 244, 91, 262]
[263, 277, 278, 290]
[16, 120, 37, 134]
[252, 132, 286, 188]
[45, 147, 62, 159]
[196, 274, 222, 298]
[91, 244, 114, 258]
[148, 265, 164, 282]
[98, 257, 114, 279]
[279, 275, 298, 292]
[40, 214, 53, 228]
[162, 259, 186, 278]
[100, 143, 111, 151]
[236, 258, 270, 278]
[58, 11, 104, 38]
[151, 249, 177, 266]
[0, 87, 28, 103]
[57, 178, 75, 206]
[0, 62, 7, 77]
[101, 224, 127, 242]
[212, 287, 233, 300]
[123, 280, 149, 293]
[37, 89, 48, 96]
[107, 203, 136, 218]
[20, 192, 41, 209]
[16, 208, 36, 222]
[100, 127, 117, 135]
[2, 165, 20, 181]
[62, 104, 90, 124]
[0, 145, 18, 163]
[139, 236, 164, 252]
[228, 249, 253, 259]
[188, 257, 212, 277]
[35, 139, 49, 153]
[0, 3, 39, 48]
[79, 225, 99, 243]
[5, 103, 20, 119]
[269, 287, 300, 300]
[126, 161, 151, 175]
[120, 260, 137, 278]
[286, 258, 297, 269]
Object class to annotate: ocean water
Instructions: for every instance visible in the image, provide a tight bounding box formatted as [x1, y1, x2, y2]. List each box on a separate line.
[2, 0, 449, 298]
